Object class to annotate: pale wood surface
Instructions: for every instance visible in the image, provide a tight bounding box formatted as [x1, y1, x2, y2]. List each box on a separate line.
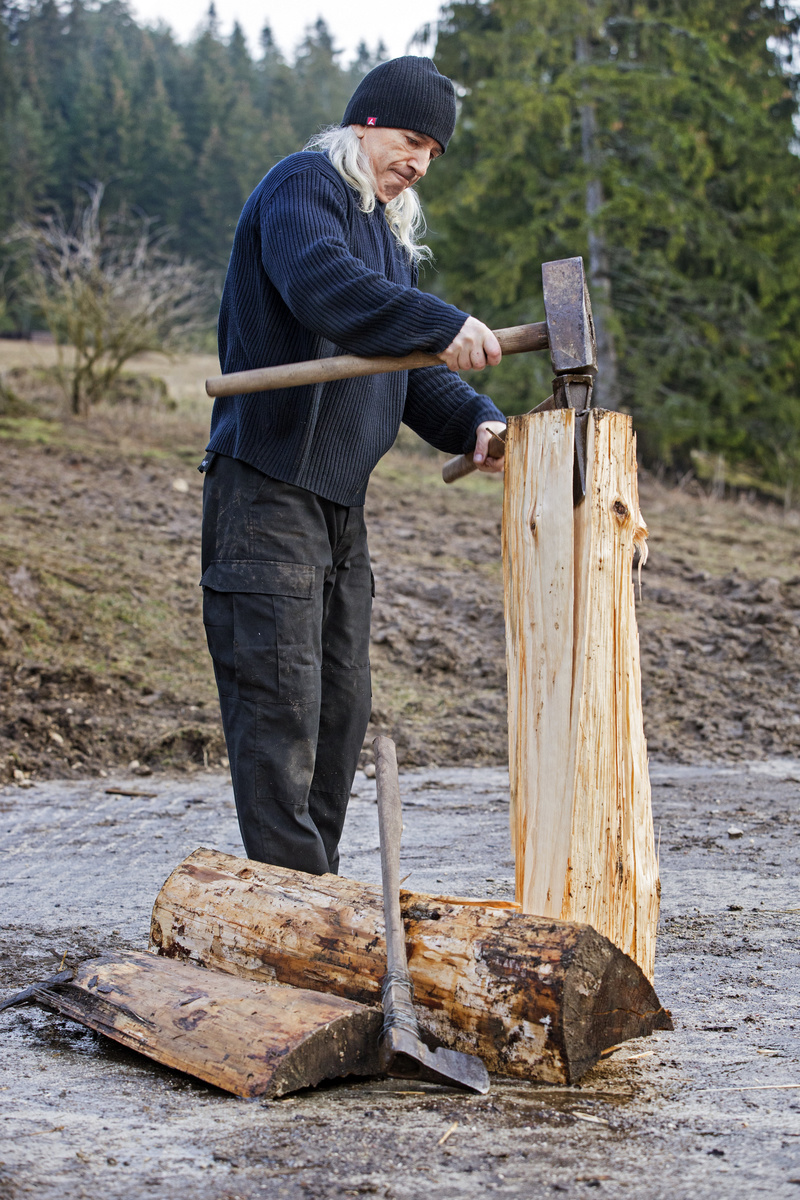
[503, 409, 660, 980]
[504, 410, 577, 917]
[150, 848, 672, 1085]
[34, 950, 381, 1098]
[567, 411, 659, 978]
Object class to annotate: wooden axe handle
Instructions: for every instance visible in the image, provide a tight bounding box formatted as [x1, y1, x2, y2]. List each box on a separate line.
[205, 321, 548, 398]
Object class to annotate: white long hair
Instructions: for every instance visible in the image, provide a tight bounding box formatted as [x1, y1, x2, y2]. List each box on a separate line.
[304, 125, 432, 265]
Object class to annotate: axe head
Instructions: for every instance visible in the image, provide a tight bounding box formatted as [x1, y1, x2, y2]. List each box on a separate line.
[542, 257, 597, 376]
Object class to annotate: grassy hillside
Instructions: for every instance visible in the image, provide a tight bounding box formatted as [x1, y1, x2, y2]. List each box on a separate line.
[1, 344, 799, 783]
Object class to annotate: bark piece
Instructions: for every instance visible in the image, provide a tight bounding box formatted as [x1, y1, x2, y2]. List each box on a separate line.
[34, 949, 382, 1098]
[150, 848, 672, 1085]
[503, 409, 660, 979]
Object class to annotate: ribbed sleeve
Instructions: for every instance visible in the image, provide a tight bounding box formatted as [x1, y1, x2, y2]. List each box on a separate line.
[404, 365, 503, 455]
[208, 152, 505, 506]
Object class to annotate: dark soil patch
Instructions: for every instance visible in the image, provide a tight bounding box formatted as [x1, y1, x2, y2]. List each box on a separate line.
[362, 458, 800, 767]
[1, 404, 799, 781]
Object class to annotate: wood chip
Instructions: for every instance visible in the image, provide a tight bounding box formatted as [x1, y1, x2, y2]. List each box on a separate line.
[104, 788, 158, 798]
[598, 1044, 622, 1059]
[571, 1112, 609, 1125]
[437, 1121, 458, 1146]
[695, 1084, 800, 1093]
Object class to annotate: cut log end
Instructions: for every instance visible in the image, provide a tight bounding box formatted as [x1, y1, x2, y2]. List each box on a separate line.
[562, 925, 673, 1083]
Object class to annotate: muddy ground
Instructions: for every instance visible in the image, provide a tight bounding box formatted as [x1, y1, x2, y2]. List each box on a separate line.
[1, 357, 800, 781]
[1, 350, 799, 1197]
[1, 759, 799, 1199]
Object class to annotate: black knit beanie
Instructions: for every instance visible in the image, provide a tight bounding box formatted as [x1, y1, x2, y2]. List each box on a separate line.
[342, 56, 456, 153]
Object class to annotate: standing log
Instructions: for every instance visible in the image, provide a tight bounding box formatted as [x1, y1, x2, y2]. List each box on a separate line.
[33, 950, 382, 1098]
[503, 408, 660, 979]
[150, 847, 672, 1086]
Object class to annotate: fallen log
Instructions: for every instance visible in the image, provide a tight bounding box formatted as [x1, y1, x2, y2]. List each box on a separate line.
[150, 847, 672, 1085]
[33, 949, 382, 1098]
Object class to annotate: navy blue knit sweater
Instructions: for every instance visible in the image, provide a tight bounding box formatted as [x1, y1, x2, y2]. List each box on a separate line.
[208, 151, 504, 506]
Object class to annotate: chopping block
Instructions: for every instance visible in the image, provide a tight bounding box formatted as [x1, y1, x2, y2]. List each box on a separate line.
[440, 260, 660, 980]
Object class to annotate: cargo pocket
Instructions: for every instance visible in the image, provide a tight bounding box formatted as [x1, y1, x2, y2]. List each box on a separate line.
[202, 588, 237, 697]
[201, 559, 320, 707]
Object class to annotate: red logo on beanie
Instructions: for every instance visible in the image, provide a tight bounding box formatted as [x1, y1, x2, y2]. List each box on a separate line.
[367, 116, 377, 126]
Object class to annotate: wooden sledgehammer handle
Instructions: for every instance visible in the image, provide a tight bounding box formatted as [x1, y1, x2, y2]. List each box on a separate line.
[442, 392, 557, 484]
[441, 431, 508, 484]
[205, 321, 548, 398]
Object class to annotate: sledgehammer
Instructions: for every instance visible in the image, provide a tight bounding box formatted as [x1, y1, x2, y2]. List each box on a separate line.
[204, 257, 597, 495]
[205, 322, 548, 398]
[373, 735, 490, 1094]
[204, 258, 594, 400]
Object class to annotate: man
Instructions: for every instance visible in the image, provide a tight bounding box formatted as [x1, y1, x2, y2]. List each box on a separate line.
[201, 55, 506, 876]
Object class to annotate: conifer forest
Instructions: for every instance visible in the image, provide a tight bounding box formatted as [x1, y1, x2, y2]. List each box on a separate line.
[2, 0, 800, 489]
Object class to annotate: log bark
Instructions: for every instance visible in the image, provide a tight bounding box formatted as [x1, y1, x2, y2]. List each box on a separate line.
[34, 950, 382, 1099]
[149, 848, 672, 1086]
[503, 409, 660, 980]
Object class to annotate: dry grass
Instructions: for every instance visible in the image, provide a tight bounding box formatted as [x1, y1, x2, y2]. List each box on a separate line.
[0, 337, 220, 414]
[1, 341, 799, 781]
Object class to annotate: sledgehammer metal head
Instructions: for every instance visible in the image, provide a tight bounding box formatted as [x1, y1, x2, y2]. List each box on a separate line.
[541, 256, 597, 504]
[541, 256, 597, 377]
[441, 255, 598, 490]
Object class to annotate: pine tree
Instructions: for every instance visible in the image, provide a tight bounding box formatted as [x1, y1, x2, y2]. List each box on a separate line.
[253, 24, 298, 165]
[422, 0, 800, 490]
[291, 18, 356, 139]
[190, 19, 275, 267]
[127, 35, 191, 230]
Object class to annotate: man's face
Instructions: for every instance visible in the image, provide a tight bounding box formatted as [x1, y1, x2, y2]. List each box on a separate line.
[352, 125, 442, 203]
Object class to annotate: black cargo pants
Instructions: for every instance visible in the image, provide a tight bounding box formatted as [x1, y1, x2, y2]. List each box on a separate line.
[200, 452, 373, 875]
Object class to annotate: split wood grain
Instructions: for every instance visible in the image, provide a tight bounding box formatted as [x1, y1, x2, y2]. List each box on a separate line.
[503, 409, 660, 980]
[34, 950, 382, 1098]
[504, 409, 577, 921]
[149, 847, 672, 1086]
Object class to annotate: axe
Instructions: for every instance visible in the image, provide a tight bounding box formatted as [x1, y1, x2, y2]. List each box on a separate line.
[204, 257, 597, 498]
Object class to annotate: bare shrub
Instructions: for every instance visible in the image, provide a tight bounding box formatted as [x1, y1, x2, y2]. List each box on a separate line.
[10, 185, 211, 416]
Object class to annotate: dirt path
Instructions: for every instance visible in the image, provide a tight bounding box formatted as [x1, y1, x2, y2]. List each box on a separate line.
[1, 760, 799, 1199]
